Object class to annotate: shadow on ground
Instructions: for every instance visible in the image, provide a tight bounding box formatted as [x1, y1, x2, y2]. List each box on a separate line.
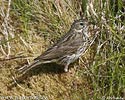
[8, 63, 69, 89]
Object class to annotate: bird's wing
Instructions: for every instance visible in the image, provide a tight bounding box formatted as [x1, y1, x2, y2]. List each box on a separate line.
[35, 31, 85, 61]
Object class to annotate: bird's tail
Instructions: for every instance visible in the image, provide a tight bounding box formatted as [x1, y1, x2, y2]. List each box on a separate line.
[17, 60, 43, 75]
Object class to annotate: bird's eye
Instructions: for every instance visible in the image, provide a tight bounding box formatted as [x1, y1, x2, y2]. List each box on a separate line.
[80, 22, 84, 26]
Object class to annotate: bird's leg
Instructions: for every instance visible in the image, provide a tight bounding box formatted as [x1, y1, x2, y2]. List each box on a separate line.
[64, 64, 69, 72]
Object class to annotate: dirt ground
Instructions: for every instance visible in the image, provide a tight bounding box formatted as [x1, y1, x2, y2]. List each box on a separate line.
[0, 35, 93, 100]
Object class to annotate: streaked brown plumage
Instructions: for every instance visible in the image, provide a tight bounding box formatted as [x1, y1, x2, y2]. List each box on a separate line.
[18, 19, 96, 74]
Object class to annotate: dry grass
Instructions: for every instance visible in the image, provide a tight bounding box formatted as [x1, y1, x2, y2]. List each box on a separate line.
[0, 0, 125, 100]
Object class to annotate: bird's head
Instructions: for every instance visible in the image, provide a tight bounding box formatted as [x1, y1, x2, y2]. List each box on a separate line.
[71, 19, 88, 31]
[71, 19, 90, 37]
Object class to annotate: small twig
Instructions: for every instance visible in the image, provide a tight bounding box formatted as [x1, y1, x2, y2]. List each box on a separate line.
[0, 0, 13, 57]
[20, 36, 34, 52]
[0, 45, 7, 55]
[96, 40, 108, 54]
[12, 76, 34, 95]
[0, 55, 30, 62]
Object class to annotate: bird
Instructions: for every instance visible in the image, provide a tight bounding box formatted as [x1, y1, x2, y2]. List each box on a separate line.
[18, 19, 96, 74]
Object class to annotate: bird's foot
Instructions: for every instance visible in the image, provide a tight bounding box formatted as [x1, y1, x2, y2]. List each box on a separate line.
[64, 67, 68, 72]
